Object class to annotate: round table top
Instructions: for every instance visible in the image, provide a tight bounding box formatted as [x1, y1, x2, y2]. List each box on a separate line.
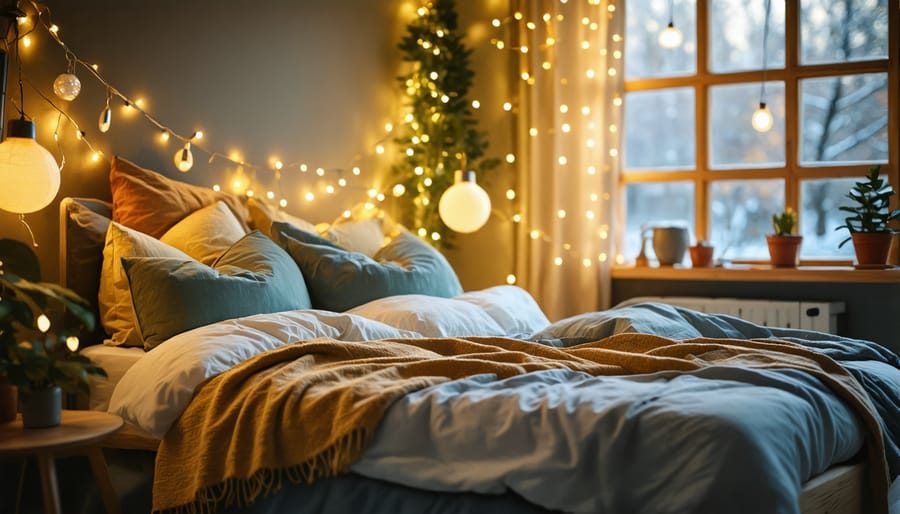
[0, 410, 123, 455]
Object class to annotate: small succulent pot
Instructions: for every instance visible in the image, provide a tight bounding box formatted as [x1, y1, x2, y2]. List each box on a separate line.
[766, 235, 802, 268]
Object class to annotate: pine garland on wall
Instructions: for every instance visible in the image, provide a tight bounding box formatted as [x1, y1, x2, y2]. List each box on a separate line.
[393, 0, 500, 249]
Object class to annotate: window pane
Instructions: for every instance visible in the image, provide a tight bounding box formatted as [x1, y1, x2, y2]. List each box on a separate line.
[624, 88, 695, 170]
[708, 82, 785, 168]
[709, 0, 785, 73]
[625, 0, 696, 79]
[801, 0, 888, 65]
[624, 182, 695, 262]
[800, 73, 888, 164]
[799, 178, 857, 258]
[709, 179, 784, 260]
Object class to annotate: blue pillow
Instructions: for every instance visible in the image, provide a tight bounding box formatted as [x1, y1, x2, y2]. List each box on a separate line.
[123, 230, 312, 349]
[271, 221, 463, 312]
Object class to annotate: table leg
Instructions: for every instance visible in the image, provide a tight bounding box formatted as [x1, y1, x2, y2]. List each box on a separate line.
[36, 454, 61, 514]
[87, 446, 121, 514]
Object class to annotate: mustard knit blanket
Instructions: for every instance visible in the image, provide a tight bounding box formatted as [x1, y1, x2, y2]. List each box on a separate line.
[151, 334, 889, 514]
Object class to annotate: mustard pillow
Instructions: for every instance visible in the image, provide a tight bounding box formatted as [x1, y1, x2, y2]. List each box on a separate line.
[246, 197, 317, 239]
[99, 222, 192, 347]
[160, 201, 247, 265]
[110, 156, 249, 238]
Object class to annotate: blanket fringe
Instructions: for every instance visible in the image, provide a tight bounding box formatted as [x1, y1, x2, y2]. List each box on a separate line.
[154, 428, 369, 514]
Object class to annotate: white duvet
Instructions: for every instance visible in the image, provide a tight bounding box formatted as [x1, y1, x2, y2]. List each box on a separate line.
[107, 285, 550, 438]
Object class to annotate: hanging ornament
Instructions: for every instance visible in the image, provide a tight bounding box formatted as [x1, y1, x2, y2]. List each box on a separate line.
[52, 73, 81, 101]
[174, 142, 193, 172]
[98, 91, 111, 133]
[0, 118, 61, 214]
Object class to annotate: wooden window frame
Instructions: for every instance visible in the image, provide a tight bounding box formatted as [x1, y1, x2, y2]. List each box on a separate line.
[621, 0, 899, 252]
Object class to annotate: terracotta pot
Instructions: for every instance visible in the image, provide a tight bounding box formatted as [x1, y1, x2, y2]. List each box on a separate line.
[766, 235, 802, 268]
[0, 381, 17, 423]
[851, 232, 894, 266]
[19, 386, 62, 428]
[689, 245, 714, 268]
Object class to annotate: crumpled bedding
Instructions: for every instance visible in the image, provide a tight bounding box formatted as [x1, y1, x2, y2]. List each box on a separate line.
[109, 293, 900, 514]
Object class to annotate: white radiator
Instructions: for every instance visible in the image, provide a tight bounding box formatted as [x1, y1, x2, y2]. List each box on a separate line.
[629, 296, 845, 334]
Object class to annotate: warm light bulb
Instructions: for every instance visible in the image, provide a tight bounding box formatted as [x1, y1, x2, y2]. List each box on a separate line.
[393, 184, 406, 197]
[36, 314, 51, 333]
[159, 130, 170, 143]
[66, 336, 80, 352]
[751, 102, 774, 132]
[0, 119, 61, 214]
[174, 142, 193, 172]
[438, 171, 491, 233]
[658, 22, 683, 49]
[53, 73, 81, 101]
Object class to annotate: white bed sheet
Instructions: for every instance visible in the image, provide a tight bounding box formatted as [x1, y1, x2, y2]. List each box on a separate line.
[80, 344, 145, 411]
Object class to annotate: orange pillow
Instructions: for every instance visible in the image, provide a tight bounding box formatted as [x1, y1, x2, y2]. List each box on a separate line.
[109, 156, 249, 238]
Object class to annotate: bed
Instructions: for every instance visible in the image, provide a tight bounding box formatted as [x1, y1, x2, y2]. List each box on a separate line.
[59, 157, 900, 514]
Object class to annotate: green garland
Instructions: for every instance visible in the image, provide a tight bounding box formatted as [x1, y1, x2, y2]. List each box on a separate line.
[393, 0, 500, 249]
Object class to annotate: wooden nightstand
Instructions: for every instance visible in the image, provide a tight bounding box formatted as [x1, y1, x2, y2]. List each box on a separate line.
[0, 410, 123, 514]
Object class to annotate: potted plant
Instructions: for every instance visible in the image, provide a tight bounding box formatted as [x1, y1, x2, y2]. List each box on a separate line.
[766, 207, 802, 267]
[836, 165, 900, 267]
[1, 242, 106, 427]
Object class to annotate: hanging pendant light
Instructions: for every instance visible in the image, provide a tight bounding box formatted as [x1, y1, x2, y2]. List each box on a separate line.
[438, 170, 491, 233]
[0, 117, 61, 214]
[752, 0, 774, 132]
[658, 0, 683, 49]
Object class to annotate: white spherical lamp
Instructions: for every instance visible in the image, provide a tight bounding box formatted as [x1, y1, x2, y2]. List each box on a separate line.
[52, 73, 82, 101]
[438, 170, 491, 233]
[0, 118, 61, 214]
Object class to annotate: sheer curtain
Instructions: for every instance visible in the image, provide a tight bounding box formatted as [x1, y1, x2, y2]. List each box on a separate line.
[513, 0, 624, 321]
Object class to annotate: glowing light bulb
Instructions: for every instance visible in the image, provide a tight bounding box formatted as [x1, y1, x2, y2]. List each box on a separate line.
[279, 199, 288, 208]
[506, 274, 516, 285]
[91, 152, 100, 162]
[193, 130, 203, 140]
[36, 314, 50, 333]
[393, 184, 406, 197]
[159, 130, 170, 143]
[75, 129, 84, 140]
[751, 102, 774, 132]
[66, 336, 80, 352]
[22, 35, 31, 48]
[658, 22, 683, 49]
[53, 73, 81, 101]
[174, 142, 193, 172]
[438, 171, 491, 233]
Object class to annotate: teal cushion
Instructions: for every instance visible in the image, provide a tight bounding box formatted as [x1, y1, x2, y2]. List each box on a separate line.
[123, 230, 312, 349]
[271, 221, 463, 312]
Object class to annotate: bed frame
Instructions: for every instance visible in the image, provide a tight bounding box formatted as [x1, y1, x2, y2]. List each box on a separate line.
[59, 197, 873, 514]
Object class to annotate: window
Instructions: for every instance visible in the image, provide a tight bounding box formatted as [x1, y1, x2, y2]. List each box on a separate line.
[621, 0, 895, 262]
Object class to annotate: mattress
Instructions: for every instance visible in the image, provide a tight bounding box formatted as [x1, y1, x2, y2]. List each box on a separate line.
[81, 344, 145, 411]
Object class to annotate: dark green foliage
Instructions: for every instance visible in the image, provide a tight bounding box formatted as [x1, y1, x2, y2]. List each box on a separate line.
[393, 0, 501, 248]
[0, 241, 105, 394]
[836, 165, 900, 248]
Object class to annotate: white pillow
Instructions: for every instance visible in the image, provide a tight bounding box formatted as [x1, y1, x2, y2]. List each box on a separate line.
[347, 294, 505, 337]
[455, 286, 551, 337]
[324, 218, 387, 257]
[160, 201, 247, 265]
[99, 222, 192, 347]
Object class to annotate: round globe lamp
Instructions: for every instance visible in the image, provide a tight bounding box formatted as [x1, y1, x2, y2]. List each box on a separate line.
[0, 118, 61, 214]
[438, 171, 491, 234]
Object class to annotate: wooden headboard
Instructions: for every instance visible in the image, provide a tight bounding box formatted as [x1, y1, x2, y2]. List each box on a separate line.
[59, 197, 112, 346]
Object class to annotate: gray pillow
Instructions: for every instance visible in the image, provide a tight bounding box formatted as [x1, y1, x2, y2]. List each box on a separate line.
[123, 230, 311, 349]
[271, 221, 463, 312]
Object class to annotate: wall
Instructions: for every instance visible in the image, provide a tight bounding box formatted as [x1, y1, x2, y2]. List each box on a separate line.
[0, 0, 515, 292]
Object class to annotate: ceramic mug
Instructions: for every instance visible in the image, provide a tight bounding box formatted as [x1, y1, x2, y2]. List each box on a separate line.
[652, 226, 689, 266]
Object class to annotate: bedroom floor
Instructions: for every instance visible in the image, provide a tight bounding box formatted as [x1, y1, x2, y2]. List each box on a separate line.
[0, 449, 155, 514]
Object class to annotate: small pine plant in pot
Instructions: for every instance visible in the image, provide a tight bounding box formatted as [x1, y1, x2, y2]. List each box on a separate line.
[766, 208, 802, 267]
[836, 165, 900, 267]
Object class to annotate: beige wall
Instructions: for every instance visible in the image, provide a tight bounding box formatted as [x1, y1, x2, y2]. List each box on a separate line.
[0, 0, 515, 292]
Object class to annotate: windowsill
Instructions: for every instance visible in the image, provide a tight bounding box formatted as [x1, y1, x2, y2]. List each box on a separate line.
[612, 264, 900, 283]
